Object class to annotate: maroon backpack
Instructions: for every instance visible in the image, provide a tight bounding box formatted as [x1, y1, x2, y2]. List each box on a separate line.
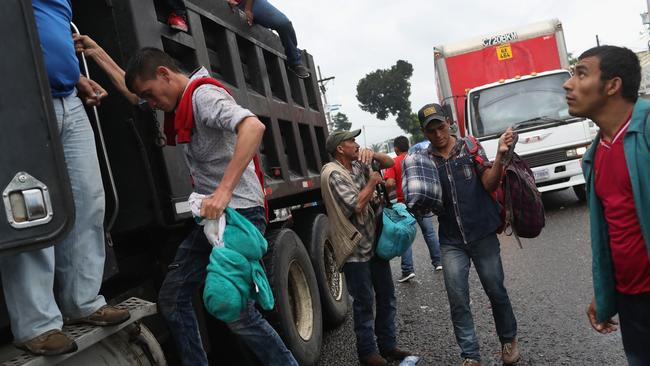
[465, 135, 545, 246]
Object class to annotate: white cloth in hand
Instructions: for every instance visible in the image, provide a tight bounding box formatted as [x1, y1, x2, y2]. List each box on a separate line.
[189, 192, 226, 248]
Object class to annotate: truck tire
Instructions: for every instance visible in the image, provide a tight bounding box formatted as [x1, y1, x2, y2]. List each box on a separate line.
[264, 229, 323, 366]
[295, 213, 349, 327]
[573, 184, 587, 202]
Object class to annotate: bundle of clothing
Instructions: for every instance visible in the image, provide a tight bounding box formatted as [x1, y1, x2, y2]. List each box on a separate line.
[189, 193, 274, 322]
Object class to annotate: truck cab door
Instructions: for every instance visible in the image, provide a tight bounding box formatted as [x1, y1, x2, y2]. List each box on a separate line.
[0, 0, 75, 256]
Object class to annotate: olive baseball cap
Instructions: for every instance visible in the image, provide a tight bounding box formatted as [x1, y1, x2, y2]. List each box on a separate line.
[326, 129, 361, 155]
[418, 103, 447, 128]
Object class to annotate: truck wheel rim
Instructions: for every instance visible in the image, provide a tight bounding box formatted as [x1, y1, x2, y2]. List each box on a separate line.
[288, 259, 313, 341]
[324, 240, 343, 301]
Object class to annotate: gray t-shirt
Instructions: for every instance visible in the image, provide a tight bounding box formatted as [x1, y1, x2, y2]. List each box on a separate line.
[182, 67, 264, 209]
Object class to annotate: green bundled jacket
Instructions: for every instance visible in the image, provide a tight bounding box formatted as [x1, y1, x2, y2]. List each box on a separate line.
[203, 208, 274, 322]
[582, 98, 650, 322]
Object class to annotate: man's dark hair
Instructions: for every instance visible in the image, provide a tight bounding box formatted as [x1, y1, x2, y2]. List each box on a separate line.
[393, 135, 409, 153]
[579, 46, 641, 103]
[125, 47, 182, 92]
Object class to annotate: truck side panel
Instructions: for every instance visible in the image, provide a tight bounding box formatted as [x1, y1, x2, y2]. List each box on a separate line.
[70, 0, 328, 232]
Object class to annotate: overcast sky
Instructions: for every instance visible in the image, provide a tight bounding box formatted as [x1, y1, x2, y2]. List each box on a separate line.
[271, 0, 650, 146]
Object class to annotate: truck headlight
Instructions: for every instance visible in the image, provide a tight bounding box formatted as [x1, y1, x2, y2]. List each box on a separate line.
[566, 146, 588, 158]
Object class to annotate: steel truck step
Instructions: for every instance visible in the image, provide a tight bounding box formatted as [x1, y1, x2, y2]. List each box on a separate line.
[0, 297, 156, 366]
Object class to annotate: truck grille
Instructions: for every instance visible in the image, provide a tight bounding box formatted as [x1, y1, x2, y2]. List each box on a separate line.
[521, 149, 573, 168]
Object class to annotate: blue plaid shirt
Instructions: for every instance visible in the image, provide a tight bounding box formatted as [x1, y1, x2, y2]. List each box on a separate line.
[402, 150, 443, 216]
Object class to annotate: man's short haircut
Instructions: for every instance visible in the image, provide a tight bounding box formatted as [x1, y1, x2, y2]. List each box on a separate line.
[579, 46, 641, 103]
[125, 47, 182, 92]
[393, 135, 409, 153]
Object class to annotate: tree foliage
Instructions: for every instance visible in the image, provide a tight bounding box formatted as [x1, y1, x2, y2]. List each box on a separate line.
[331, 112, 352, 132]
[356, 60, 413, 121]
[356, 60, 422, 138]
[370, 143, 383, 153]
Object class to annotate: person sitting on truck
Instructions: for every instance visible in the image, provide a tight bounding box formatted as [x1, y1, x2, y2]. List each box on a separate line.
[0, 0, 131, 356]
[124, 47, 298, 366]
[321, 130, 412, 366]
[166, 0, 189, 32]
[226, 0, 311, 79]
[564, 45, 650, 365]
[384, 135, 442, 284]
[416, 103, 520, 366]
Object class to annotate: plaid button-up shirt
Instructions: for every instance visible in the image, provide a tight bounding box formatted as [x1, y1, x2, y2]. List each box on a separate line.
[328, 160, 379, 262]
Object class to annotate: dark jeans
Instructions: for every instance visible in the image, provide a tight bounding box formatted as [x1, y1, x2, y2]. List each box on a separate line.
[166, 0, 186, 16]
[240, 0, 302, 65]
[343, 256, 397, 358]
[440, 233, 517, 361]
[401, 214, 441, 275]
[617, 292, 650, 366]
[158, 206, 297, 366]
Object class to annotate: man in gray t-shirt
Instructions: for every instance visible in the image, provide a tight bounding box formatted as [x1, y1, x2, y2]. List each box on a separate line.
[126, 48, 297, 366]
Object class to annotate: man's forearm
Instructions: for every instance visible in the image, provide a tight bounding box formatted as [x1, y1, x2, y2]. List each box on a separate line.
[215, 116, 265, 194]
[356, 182, 376, 214]
[90, 48, 139, 105]
[481, 153, 504, 193]
[373, 152, 394, 169]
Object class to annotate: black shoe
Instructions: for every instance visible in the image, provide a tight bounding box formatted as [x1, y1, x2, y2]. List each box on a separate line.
[288, 64, 310, 79]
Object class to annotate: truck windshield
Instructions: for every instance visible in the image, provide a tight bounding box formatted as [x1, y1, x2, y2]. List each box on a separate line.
[468, 73, 572, 138]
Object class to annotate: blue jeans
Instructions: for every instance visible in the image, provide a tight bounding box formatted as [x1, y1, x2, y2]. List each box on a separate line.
[401, 214, 441, 275]
[440, 233, 517, 361]
[240, 0, 302, 65]
[158, 206, 297, 366]
[343, 256, 397, 358]
[0, 92, 107, 342]
[617, 292, 650, 366]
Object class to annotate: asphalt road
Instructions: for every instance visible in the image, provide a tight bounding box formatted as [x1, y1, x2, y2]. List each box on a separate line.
[319, 188, 628, 366]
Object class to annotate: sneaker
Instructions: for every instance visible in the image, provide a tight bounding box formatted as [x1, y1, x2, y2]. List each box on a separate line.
[434, 264, 443, 271]
[288, 64, 310, 79]
[167, 12, 188, 32]
[502, 338, 520, 365]
[15, 329, 78, 356]
[380, 347, 411, 361]
[461, 358, 482, 366]
[360, 353, 388, 366]
[398, 272, 416, 283]
[67, 305, 130, 326]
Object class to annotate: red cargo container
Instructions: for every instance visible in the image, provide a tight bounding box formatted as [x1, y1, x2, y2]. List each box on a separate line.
[434, 19, 569, 136]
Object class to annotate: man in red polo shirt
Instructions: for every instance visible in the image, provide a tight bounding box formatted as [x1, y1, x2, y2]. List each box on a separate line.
[563, 45, 650, 365]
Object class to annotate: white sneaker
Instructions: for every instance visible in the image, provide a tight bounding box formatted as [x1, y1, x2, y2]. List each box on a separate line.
[398, 272, 416, 283]
[435, 265, 443, 271]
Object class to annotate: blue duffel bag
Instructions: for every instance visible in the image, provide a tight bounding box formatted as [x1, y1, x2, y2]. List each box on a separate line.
[375, 202, 417, 260]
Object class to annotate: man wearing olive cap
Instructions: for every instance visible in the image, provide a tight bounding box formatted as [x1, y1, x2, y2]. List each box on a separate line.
[320, 130, 410, 366]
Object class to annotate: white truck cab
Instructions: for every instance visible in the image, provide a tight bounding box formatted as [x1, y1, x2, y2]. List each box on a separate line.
[465, 69, 598, 200]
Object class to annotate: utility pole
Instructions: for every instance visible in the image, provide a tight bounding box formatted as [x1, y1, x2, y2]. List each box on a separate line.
[317, 66, 335, 131]
[362, 125, 367, 148]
